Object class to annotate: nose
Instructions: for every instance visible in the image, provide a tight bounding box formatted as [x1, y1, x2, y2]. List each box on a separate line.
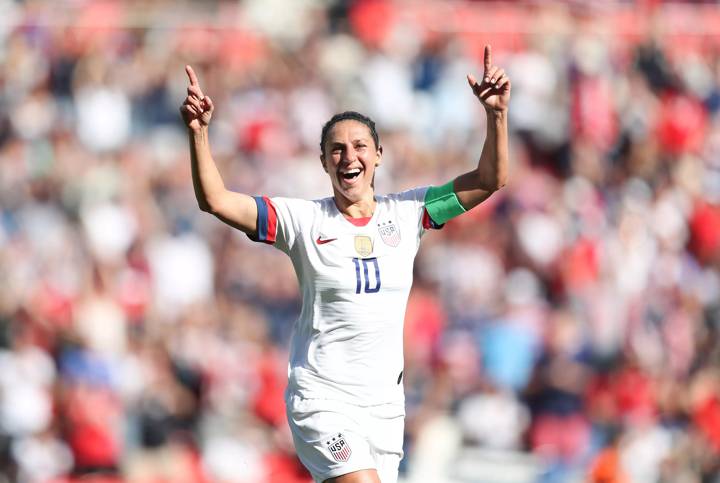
[344, 146, 358, 162]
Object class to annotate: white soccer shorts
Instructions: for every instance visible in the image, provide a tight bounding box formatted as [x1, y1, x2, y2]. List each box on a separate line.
[286, 395, 405, 483]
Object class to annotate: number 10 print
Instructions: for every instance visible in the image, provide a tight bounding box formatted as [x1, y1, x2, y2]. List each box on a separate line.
[353, 258, 381, 294]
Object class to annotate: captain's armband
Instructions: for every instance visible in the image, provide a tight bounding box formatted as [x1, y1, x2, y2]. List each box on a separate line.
[424, 181, 466, 225]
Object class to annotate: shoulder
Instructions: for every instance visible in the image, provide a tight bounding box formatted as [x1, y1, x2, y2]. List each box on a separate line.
[377, 188, 430, 228]
[312, 196, 337, 210]
[268, 196, 325, 212]
[275, 196, 339, 225]
[380, 187, 430, 205]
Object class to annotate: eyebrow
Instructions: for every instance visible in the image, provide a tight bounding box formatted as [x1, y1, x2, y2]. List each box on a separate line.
[329, 137, 370, 144]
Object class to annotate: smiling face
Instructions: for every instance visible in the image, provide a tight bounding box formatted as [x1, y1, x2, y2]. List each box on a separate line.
[320, 119, 382, 205]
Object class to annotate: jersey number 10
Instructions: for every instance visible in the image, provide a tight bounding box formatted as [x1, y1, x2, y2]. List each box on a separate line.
[353, 257, 381, 294]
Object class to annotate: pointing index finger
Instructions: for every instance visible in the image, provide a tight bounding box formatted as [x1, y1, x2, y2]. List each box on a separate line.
[185, 65, 204, 99]
[484, 45, 492, 75]
[185, 65, 201, 87]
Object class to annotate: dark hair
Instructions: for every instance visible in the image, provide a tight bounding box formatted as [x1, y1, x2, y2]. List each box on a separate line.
[320, 111, 380, 155]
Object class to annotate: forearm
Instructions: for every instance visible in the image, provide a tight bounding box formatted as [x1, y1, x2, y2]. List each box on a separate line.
[475, 109, 509, 191]
[189, 126, 226, 212]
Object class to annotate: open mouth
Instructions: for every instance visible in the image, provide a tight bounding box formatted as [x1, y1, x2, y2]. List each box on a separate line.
[340, 167, 362, 181]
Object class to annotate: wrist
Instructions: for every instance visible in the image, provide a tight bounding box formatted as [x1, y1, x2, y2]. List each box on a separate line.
[189, 125, 209, 136]
[485, 108, 507, 120]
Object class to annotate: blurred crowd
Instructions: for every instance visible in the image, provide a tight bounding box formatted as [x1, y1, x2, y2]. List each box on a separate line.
[1, 0, 720, 482]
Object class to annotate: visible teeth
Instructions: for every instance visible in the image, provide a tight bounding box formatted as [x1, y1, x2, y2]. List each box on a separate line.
[341, 168, 361, 174]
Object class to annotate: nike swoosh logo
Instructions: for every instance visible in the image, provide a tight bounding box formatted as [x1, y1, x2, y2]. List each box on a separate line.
[316, 237, 337, 245]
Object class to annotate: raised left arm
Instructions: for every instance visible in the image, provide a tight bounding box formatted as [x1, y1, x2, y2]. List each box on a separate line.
[453, 44, 510, 211]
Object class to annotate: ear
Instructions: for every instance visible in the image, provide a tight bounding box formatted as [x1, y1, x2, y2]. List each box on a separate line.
[375, 145, 383, 167]
[320, 154, 328, 173]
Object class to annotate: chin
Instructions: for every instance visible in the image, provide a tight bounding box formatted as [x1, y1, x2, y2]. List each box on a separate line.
[336, 184, 366, 200]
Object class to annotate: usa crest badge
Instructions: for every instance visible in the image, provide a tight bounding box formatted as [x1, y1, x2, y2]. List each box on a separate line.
[378, 221, 401, 247]
[354, 236, 373, 257]
[326, 433, 352, 462]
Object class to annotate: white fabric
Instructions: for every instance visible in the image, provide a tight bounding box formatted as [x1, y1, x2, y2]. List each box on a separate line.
[258, 187, 431, 407]
[287, 395, 404, 483]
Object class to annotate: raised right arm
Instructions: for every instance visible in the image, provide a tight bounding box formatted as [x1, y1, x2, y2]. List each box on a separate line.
[181, 65, 257, 234]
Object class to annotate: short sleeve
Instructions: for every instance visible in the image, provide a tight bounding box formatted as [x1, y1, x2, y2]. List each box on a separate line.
[247, 196, 305, 254]
[391, 187, 444, 242]
[401, 187, 444, 229]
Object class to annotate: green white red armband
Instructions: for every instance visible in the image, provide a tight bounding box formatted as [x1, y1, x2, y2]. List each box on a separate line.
[424, 181, 466, 225]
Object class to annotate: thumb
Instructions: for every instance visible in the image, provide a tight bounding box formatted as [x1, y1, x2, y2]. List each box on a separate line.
[466, 74, 482, 96]
[467, 74, 478, 88]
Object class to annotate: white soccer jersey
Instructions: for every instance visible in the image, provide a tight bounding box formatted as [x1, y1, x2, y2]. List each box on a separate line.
[250, 187, 442, 407]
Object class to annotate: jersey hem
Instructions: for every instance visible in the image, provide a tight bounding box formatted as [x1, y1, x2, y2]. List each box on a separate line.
[286, 393, 405, 409]
[314, 465, 377, 482]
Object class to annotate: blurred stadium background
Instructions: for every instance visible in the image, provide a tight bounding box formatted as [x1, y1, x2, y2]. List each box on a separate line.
[2, 0, 720, 482]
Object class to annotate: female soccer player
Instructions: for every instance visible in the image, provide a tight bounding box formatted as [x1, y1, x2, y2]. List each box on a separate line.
[181, 45, 510, 483]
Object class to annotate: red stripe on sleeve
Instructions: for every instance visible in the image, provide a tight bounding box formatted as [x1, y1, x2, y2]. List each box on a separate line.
[422, 208, 432, 230]
[263, 196, 278, 243]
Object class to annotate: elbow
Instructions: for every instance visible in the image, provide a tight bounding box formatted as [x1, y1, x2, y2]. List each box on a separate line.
[200, 192, 234, 217]
[196, 195, 214, 213]
[478, 172, 508, 192]
[476, 161, 508, 192]
[197, 195, 220, 214]
[488, 182, 506, 193]
[494, 163, 509, 190]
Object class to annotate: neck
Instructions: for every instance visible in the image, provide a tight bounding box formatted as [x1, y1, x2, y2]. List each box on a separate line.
[333, 190, 376, 218]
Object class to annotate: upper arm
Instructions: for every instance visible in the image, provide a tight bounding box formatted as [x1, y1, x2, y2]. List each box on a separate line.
[244, 195, 307, 253]
[421, 172, 497, 227]
[206, 190, 258, 234]
[452, 170, 497, 211]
